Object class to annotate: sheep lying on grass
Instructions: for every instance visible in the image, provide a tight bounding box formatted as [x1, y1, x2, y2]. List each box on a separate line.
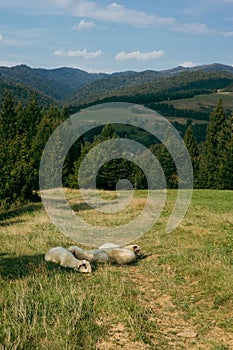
[100, 247, 136, 265]
[99, 243, 141, 257]
[45, 247, 92, 273]
[68, 245, 137, 265]
[68, 246, 109, 264]
[45, 243, 141, 271]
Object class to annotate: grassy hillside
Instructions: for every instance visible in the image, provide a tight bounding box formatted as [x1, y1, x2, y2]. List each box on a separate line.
[147, 91, 233, 127]
[1, 189, 233, 349]
[162, 91, 233, 115]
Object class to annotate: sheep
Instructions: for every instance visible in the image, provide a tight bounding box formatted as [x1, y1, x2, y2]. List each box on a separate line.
[69, 245, 136, 265]
[99, 243, 141, 257]
[68, 246, 109, 264]
[44, 247, 92, 273]
[99, 247, 136, 265]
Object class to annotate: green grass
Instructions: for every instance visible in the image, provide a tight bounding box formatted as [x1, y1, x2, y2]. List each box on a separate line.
[0, 190, 233, 349]
[164, 92, 233, 114]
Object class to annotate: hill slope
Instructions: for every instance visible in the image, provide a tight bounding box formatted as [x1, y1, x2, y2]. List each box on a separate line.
[69, 69, 233, 107]
[1, 63, 233, 109]
[0, 78, 57, 107]
[0, 65, 107, 102]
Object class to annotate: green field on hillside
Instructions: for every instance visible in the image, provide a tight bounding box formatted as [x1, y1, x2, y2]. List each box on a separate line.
[164, 92, 233, 113]
[0, 190, 233, 349]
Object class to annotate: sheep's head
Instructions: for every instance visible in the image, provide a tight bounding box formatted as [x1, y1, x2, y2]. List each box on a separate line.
[132, 245, 141, 257]
[126, 245, 141, 257]
[75, 260, 92, 273]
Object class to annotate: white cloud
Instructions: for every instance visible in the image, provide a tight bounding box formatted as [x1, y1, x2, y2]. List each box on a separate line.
[54, 48, 103, 59]
[174, 22, 233, 36]
[48, 0, 176, 27]
[115, 50, 164, 61]
[0, 33, 3, 42]
[2, 0, 232, 37]
[72, 19, 95, 30]
[45, 0, 233, 36]
[180, 61, 197, 68]
[108, 3, 124, 10]
[88, 3, 176, 27]
[174, 22, 211, 34]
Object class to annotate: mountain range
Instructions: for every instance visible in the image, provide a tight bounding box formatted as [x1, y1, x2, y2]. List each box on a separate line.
[0, 63, 233, 107]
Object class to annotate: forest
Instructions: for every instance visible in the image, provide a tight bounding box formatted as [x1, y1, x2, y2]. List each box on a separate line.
[0, 90, 232, 209]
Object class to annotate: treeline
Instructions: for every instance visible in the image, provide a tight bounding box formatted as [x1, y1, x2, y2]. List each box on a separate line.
[0, 93, 232, 209]
[69, 89, 215, 115]
[0, 93, 71, 208]
[148, 102, 210, 121]
[67, 101, 232, 190]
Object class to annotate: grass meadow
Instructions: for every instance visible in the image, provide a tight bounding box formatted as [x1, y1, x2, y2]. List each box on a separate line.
[165, 92, 233, 116]
[0, 189, 233, 349]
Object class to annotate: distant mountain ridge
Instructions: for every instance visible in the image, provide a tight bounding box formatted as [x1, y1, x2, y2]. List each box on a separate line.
[68, 64, 233, 106]
[0, 63, 233, 106]
[0, 64, 107, 103]
[159, 63, 233, 75]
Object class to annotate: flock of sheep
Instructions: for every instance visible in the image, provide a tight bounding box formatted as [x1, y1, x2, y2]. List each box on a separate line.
[45, 243, 141, 273]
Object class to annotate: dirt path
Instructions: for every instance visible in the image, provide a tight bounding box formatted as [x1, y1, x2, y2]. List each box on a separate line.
[97, 254, 233, 349]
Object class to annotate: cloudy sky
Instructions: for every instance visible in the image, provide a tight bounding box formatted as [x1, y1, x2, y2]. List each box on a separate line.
[0, 0, 233, 72]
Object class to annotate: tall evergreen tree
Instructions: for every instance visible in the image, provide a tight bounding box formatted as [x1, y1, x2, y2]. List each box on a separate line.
[216, 113, 233, 189]
[33, 106, 68, 190]
[183, 125, 200, 187]
[69, 124, 140, 190]
[0, 93, 18, 205]
[155, 144, 178, 188]
[199, 99, 231, 189]
[0, 92, 17, 139]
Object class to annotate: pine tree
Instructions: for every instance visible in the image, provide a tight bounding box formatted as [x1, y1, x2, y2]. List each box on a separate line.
[200, 99, 231, 189]
[99, 123, 116, 140]
[69, 123, 139, 190]
[0, 93, 18, 206]
[0, 92, 17, 139]
[216, 114, 233, 189]
[183, 125, 200, 187]
[156, 144, 178, 188]
[34, 106, 69, 190]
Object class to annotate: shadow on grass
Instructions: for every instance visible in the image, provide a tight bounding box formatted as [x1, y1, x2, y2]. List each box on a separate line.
[0, 198, 118, 225]
[71, 200, 117, 213]
[0, 219, 24, 227]
[71, 202, 95, 212]
[0, 253, 149, 280]
[0, 202, 42, 223]
[0, 253, 93, 280]
[0, 254, 46, 280]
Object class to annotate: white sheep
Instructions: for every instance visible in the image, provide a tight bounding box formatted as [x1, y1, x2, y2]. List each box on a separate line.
[68, 246, 109, 264]
[99, 243, 141, 257]
[99, 247, 136, 265]
[45, 247, 92, 273]
[69, 245, 136, 265]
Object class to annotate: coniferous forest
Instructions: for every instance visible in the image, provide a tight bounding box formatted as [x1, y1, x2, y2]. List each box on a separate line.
[0, 87, 232, 210]
[1, 64, 233, 208]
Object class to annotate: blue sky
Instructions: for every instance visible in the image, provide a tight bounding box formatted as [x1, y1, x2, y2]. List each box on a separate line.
[0, 0, 233, 72]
